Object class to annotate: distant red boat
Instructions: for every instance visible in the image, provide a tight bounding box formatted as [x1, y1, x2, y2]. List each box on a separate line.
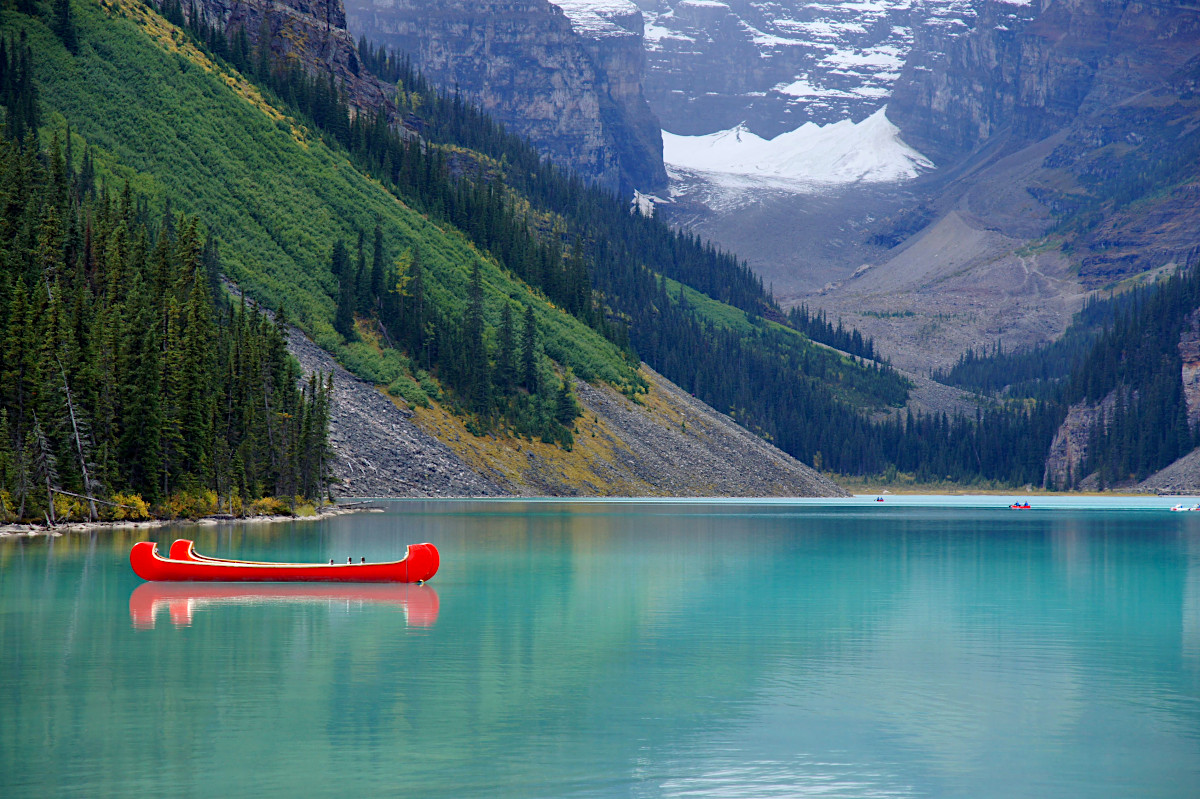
[1010, 502, 1032, 509]
[130, 539, 439, 583]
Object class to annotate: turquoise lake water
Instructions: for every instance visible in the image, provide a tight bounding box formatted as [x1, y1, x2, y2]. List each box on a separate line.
[2, 496, 1199, 798]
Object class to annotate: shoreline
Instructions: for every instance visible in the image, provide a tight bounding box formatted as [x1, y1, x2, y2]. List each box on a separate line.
[5, 490, 1187, 539]
[0, 503, 380, 539]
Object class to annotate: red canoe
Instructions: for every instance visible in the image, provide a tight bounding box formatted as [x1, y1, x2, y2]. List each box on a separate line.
[130, 539, 439, 583]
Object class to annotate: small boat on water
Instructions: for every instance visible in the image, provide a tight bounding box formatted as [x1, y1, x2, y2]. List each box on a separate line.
[1169, 503, 1200, 512]
[1010, 501, 1032, 509]
[130, 539, 439, 583]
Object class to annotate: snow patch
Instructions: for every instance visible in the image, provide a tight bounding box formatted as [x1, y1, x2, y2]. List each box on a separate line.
[661, 108, 932, 188]
[550, 0, 641, 38]
[631, 190, 673, 216]
[773, 78, 855, 98]
[819, 48, 905, 71]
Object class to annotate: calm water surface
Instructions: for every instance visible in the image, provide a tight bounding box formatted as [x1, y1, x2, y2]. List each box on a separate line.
[2, 497, 1199, 798]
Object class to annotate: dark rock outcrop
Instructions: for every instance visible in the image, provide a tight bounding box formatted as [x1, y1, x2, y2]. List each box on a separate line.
[194, 0, 403, 123]
[888, 0, 1200, 166]
[343, 0, 666, 194]
[1181, 309, 1200, 432]
[1042, 391, 1116, 489]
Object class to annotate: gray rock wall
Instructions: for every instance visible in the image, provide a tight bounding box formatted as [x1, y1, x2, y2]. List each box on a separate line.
[888, 0, 1200, 166]
[343, 0, 666, 194]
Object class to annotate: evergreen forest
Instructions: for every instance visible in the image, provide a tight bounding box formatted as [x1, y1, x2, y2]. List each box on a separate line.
[0, 37, 333, 522]
[936, 264, 1200, 486]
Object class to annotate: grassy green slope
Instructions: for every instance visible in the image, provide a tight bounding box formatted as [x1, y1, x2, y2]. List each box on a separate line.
[11, 0, 636, 389]
[663, 278, 905, 409]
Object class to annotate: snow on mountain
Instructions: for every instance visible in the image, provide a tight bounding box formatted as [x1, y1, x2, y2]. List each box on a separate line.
[551, 0, 971, 198]
[630, 0, 974, 138]
[662, 108, 931, 187]
[552, 0, 644, 38]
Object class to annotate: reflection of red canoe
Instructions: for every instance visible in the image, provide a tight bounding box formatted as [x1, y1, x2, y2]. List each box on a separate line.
[130, 539, 439, 583]
[129, 582, 440, 629]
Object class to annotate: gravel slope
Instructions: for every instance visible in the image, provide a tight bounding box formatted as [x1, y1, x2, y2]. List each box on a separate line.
[285, 328, 845, 498]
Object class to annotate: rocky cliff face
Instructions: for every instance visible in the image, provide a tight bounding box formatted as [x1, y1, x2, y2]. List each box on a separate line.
[556, 1, 668, 195]
[342, 0, 666, 194]
[886, 0, 1037, 166]
[1179, 308, 1200, 431]
[886, 0, 1200, 285]
[888, 0, 1200, 166]
[193, 0, 402, 122]
[1042, 390, 1116, 489]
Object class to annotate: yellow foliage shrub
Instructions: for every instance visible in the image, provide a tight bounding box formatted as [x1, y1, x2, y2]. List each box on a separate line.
[249, 496, 293, 517]
[156, 490, 219, 520]
[52, 494, 90, 522]
[109, 493, 152, 521]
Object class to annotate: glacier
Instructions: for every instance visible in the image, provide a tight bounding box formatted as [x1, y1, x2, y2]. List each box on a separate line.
[661, 108, 932, 189]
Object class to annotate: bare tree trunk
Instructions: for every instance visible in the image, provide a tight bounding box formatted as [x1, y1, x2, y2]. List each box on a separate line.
[57, 358, 98, 521]
[45, 474, 55, 525]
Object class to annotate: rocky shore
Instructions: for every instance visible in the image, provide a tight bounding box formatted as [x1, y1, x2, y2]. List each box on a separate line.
[0, 503, 375, 539]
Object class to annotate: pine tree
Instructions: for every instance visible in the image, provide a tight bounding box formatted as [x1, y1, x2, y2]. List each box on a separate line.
[521, 303, 538, 393]
[0, 409, 14, 520]
[497, 302, 516, 392]
[464, 263, 489, 413]
[254, 19, 272, 80]
[179, 268, 216, 482]
[119, 269, 162, 498]
[51, 0, 79, 54]
[555, 368, 580, 427]
[159, 295, 185, 498]
[28, 417, 59, 523]
[331, 239, 355, 339]
[370, 222, 385, 308]
[355, 230, 371, 315]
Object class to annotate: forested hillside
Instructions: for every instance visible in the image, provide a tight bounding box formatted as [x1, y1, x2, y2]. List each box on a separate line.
[933, 264, 1200, 487]
[4, 0, 910, 463]
[1, 0, 1116, 491]
[0, 38, 332, 522]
